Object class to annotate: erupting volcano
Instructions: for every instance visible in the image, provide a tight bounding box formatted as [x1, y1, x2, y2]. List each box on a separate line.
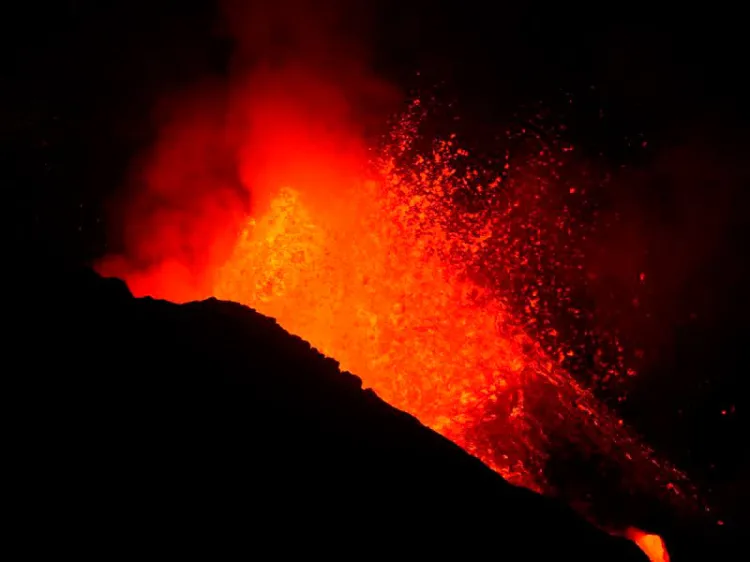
[209, 101, 684, 493]
[10, 0, 750, 559]
[91, 8, 718, 556]
[98, 77, 698, 557]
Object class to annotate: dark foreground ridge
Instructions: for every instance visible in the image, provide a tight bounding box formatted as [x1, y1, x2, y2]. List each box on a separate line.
[10, 264, 646, 560]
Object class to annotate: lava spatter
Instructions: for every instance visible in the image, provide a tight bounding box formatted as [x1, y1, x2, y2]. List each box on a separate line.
[212, 100, 692, 506]
[100, 95, 696, 560]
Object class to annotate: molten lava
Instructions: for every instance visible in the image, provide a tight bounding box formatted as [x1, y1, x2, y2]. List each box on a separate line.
[207, 103, 686, 495]
[627, 528, 671, 562]
[100, 97, 691, 560]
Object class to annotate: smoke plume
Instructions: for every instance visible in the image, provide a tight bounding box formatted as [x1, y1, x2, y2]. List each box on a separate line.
[97, 0, 398, 300]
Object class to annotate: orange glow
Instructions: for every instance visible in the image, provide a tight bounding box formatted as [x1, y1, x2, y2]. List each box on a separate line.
[99, 87, 687, 556]
[206, 103, 686, 495]
[627, 528, 671, 562]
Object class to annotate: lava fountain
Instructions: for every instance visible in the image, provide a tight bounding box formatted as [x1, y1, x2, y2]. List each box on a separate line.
[210, 100, 691, 495]
[99, 95, 692, 561]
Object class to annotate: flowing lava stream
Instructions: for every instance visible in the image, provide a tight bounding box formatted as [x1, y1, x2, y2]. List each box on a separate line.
[101, 99, 688, 562]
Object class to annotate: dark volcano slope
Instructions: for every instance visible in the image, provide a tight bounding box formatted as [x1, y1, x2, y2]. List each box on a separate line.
[9, 265, 645, 560]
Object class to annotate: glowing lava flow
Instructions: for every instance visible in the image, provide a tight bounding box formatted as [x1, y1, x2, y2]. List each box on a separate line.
[627, 529, 671, 562]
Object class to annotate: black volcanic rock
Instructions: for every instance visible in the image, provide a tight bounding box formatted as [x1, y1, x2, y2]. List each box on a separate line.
[8, 265, 646, 560]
